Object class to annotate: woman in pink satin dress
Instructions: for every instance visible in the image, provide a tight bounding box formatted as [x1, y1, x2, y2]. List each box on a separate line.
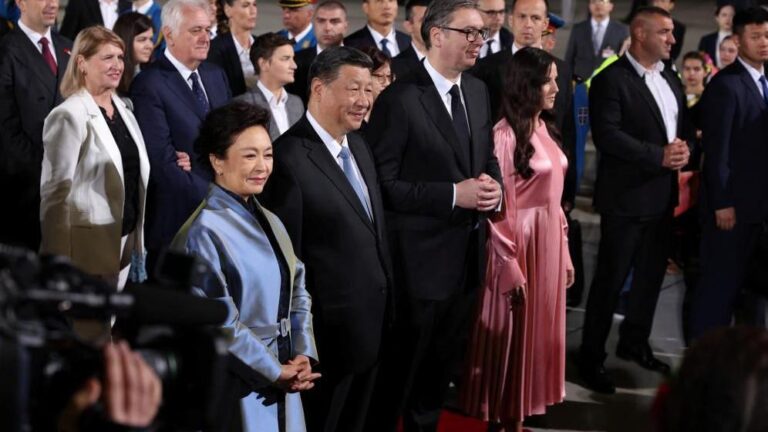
[460, 47, 574, 432]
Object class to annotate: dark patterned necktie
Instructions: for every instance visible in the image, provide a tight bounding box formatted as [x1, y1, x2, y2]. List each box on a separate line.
[380, 38, 392, 57]
[39, 37, 57, 76]
[189, 71, 210, 114]
[760, 76, 768, 107]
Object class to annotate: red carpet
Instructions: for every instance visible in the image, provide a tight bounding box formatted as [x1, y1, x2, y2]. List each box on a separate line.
[396, 410, 488, 432]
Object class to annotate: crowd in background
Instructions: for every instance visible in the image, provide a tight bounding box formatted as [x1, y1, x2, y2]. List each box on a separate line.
[1, 0, 768, 431]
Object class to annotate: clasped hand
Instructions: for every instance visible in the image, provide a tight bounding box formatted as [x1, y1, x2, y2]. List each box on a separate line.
[275, 355, 321, 392]
[662, 138, 689, 170]
[455, 173, 502, 211]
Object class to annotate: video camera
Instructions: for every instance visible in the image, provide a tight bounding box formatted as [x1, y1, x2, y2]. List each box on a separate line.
[0, 245, 232, 432]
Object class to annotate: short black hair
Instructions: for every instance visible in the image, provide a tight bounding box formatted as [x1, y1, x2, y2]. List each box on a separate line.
[250, 32, 294, 75]
[629, 5, 672, 24]
[194, 102, 272, 173]
[307, 46, 373, 87]
[315, 0, 347, 15]
[359, 45, 392, 71]
[509, 0, 550, 14]
[405, 0, 430, 21]
[421, 0, 478, 50]
[733, 6, 768, 36]
[715, 3, 735, 16]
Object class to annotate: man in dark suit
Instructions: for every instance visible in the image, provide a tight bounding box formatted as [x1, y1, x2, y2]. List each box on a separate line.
[131, 0, 230, 270]
[260, 47, 392, 432]
[287, 0, 348, 105]
[391, 0, 428, 78]
[59, 0, 131, 39]
[0, 0, 71, 251]
[691, 7, 768, 340]
[578, 6, 692, 394]
[344, 0, 410, 57]
[564, 0, 629, 80]
[477, 0, 512, 58]
[364, 1, 502, 430]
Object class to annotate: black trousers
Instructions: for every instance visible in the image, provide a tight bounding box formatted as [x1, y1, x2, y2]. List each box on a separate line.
[580, 212, 672, 364]
[302, 363, 378, 432]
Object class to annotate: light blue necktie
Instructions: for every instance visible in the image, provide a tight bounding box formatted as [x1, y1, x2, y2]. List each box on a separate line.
[760, 76, 768, 107]
[339, 146, 372, 220]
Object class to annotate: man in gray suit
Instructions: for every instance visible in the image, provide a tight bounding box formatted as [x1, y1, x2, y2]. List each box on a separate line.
[236, 32, 305, 141]
[565, 0, 629, 80]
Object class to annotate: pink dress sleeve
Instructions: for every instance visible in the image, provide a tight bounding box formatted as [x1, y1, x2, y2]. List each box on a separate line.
[488, 123, 526, 294]
[560, 209, 574, 275]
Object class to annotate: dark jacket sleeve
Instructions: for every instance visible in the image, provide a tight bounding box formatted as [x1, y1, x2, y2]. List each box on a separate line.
[699, 78, 736, 210]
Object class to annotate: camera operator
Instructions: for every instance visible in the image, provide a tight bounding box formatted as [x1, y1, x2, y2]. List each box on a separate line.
[57, 341, 161, 432]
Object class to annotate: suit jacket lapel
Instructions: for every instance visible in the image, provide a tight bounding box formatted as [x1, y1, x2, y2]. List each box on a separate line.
[415, 66, 471, 176]
[113, 94, 150, 189]
[258, 203, 298, 287]
[12, 31, 58, 95]
[85, 0, 105, 25]
[735, 61, 766, 107]
[298, 117, 376, 231]
[619, 57, 668, 138]
[53, 34, 71, 80]
[80, 91, 125, 183]
[348, 134, 380, 233]
[158, 55, 206, 120]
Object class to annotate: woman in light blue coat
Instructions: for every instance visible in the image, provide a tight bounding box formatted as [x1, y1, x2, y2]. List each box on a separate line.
[173, 102, 319, 432]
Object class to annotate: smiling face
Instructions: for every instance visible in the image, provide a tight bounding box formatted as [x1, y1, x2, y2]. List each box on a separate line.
[133, 28, 154, 64]
[211, 125, 273, 198]
[314, 5, 348, 48]
[363, 0, 398, 29]
[431, 7, 486, 73]
[18, 0, 59, 33]
[312, 65, 372, 136]
[80, 42, 125, 93]
[540, 61, 558, 111]
[165, 5, 212, 69]
[509, 0, 548, 48]
[225, 0, 258, 33]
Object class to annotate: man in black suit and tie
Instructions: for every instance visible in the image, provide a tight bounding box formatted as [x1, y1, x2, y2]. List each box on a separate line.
[0, 0, 71, 251]
[131, 0, 230, 270]
[364, 1, 502, 430]
[564, 0, 629, 80]
[477, 0, 512, 58]
[60, 0, 131, 39]
[260, 47, 392, 432]
[578, 6, 692, 394]
[391, 0, 428, 78]
[690, 7, 768, 340]
[344, 0, 410, 57]
[287, 0, 348, 105]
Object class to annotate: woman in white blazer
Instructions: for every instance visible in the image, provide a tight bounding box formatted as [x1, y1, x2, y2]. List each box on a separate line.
[41, 26, 150, 289]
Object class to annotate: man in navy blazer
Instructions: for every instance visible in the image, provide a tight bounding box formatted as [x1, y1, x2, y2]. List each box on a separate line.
[131, 0, 230, 268]
[344, 0, 410, 57]
[691, 7, 768, 340]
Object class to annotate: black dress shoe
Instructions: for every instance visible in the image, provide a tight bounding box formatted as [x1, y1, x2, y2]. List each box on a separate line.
[616, 342, 671, 375]
[578, 361, 616, 394]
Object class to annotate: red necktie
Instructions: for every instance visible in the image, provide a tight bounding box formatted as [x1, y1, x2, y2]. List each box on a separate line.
[39, 37, 58, 76]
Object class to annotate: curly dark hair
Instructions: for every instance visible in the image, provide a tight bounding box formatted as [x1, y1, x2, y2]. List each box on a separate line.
[662, 327, 768, 432]
[498, 47, 561, 180]
[194, 101, 272, 174]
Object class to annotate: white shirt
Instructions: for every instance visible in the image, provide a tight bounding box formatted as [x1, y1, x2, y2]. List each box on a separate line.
[164, 49, 209, 100]
[17, 19, 58, 63]
[411, 41, 426, 60]
[626, 52, 679, 143]
[288, 23, 314, 43]
[100, 0, 119, 30]
[257, 81, 290, 134]
[133, 0, 154, 15]
[306, 111, 373, 218]
[737, 56, 766, 98]
[232, 33, 257, 88]
[368, 25, 400, 57]
[424, 57, 471, 209]
[591, 17, 609, 52]
[480, 31, 501, 58]
[510, 42, 541, 55]
[715, 30, 732, 67]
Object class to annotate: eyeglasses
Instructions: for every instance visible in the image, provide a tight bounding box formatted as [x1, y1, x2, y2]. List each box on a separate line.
[478, 8, 505, 17]
[372, 72, 395, 84]
[439, 26, 490, 42]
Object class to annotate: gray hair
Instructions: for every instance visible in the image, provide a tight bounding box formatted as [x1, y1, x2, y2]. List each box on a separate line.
[162, 0, 211, 37]
[421, 0, 478, 50]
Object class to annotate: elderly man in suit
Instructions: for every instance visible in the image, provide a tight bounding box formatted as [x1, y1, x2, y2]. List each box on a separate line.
[0, 0, 72, 251]
[236, 33, 303, 141]
[287, 0, 348, 105]
[691, 7, 768, 340]
[344, 0, 410, 57]
[278, 0, 317, 52]
[578, 6, 693, 394]
[477, 0, 512, 58]
[391, 0, 428, 78]
[260, 47, 393, 432]
[364, 1, 502, 430]
[60, 0, 130, 39]
[564, 0, 629, 81]
[131, 0, 230, 271]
